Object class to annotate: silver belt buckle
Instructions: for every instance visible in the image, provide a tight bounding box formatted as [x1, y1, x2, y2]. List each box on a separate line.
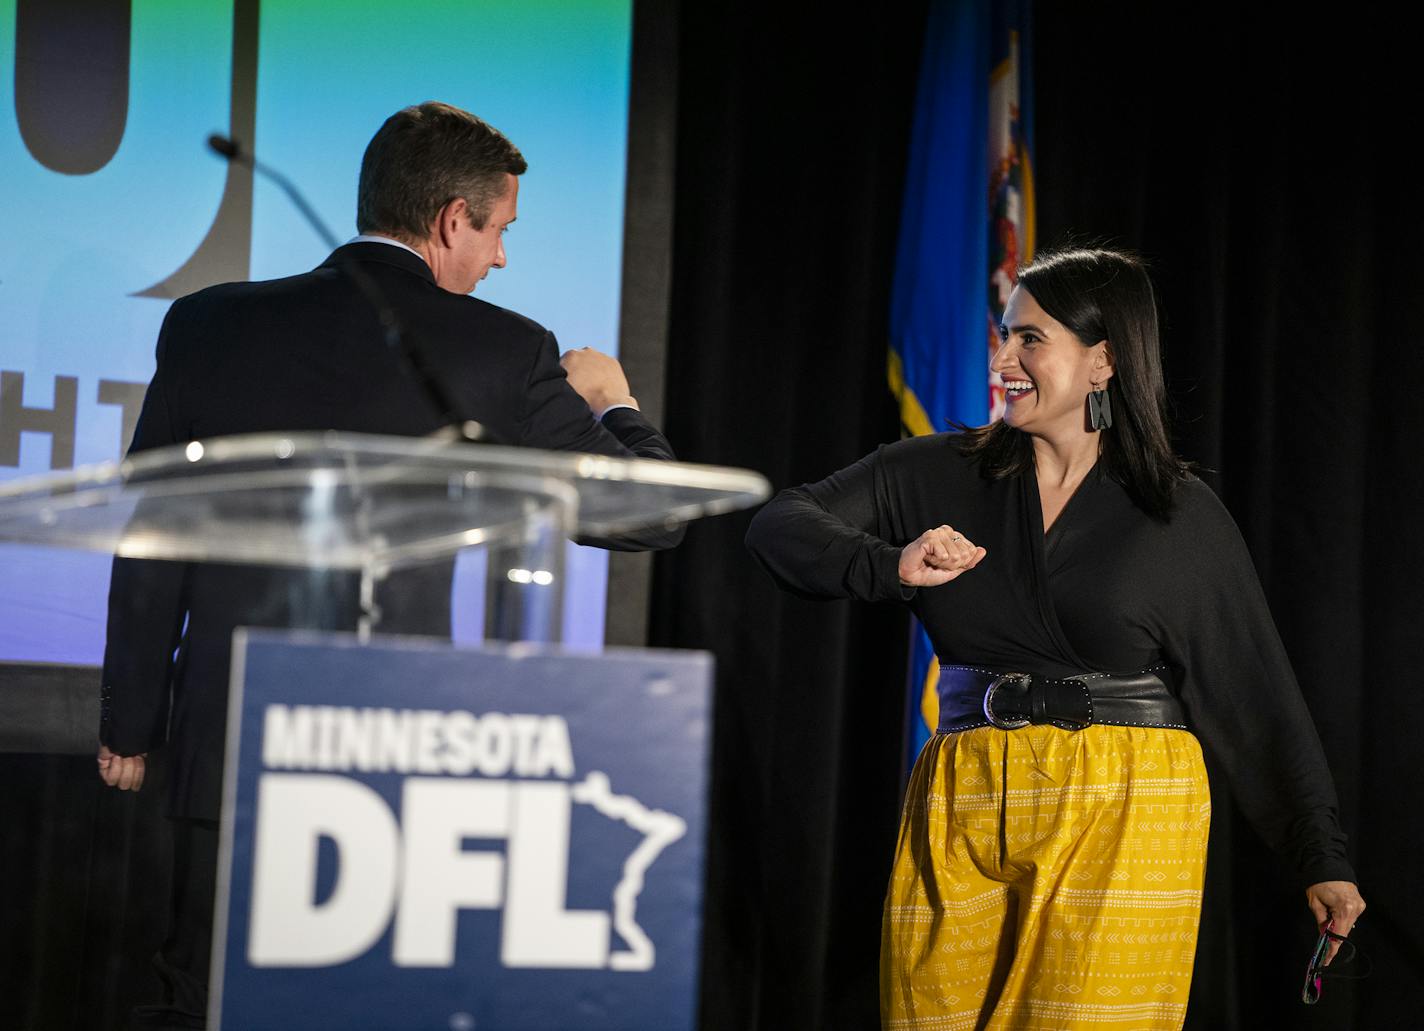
[983, 673, 1031, 730]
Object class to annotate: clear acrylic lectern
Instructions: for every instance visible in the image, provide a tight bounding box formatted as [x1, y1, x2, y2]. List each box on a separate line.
[0, 431, 770, 644]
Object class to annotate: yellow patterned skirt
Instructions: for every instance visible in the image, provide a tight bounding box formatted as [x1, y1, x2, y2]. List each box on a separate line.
[881, 724, 1211, 1031]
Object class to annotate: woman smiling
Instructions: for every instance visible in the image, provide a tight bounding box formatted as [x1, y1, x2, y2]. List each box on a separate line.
[745, 248, 1364, 1030]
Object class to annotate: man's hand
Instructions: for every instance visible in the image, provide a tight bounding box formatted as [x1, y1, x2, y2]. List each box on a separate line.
[560, 347, 639, 416]
[1305, 880, 1366, 965]
[97, 744, 147, 792]
[899, 525, 987, 587]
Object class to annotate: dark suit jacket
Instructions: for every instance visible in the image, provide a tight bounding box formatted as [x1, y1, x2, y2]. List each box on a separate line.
[100, 242, 677, 818]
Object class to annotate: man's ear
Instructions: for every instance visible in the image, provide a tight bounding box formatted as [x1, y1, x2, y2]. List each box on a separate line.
[434, 197, 469, 247]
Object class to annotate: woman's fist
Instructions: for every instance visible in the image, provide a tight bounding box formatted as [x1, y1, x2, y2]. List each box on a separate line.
[898, 525, 986, 587]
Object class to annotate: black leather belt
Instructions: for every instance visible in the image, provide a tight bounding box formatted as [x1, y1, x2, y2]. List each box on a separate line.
[936, 664, 1188, 733]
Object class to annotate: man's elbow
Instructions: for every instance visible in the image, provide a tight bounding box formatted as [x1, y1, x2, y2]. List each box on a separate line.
[576, 519, 686, 552]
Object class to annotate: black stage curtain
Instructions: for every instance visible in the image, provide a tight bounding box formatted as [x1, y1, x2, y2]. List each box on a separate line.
[0, 753, 172, 1028]
[648, 3, 928, 1029]
[657, 3, 1424, 1029]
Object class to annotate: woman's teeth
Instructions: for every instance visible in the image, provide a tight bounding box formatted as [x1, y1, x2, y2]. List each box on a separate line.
[1004, 379, 1034, 396]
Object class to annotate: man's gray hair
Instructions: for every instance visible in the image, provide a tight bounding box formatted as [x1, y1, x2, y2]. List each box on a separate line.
[356, 101, 527, 241]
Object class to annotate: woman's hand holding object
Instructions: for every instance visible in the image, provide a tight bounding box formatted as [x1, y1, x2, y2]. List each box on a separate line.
[1305, 880, 1366, 965]
[899, 525, 986, 587]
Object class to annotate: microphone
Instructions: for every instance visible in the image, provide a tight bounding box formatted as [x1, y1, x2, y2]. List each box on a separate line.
[207, 134, 488, 444]
[208, 134, 339, 251]
[206, 133, 240, 160]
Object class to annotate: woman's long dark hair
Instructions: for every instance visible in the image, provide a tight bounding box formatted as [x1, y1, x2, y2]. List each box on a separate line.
[957, 247, 1190, 520]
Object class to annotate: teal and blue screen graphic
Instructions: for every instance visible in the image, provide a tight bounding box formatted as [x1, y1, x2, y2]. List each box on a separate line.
[0, 0, 632, 661]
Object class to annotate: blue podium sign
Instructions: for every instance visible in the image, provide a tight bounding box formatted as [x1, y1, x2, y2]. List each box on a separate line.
[212, 631, 712, 1030]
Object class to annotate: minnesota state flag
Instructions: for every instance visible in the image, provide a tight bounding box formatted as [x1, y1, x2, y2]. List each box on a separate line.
[888, 0, 1034, 763]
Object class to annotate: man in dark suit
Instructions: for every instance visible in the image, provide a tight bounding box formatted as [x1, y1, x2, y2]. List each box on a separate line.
[95, 101, 677, 1029]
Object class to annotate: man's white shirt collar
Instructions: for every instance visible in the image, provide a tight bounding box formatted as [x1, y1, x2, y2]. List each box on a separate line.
[348, 234, 427, 265]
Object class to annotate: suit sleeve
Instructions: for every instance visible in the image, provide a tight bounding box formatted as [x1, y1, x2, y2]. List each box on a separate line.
[516, 330, 683, 551]
[598, 407, 675, 462]
[745, 445, 913, 603]
[579, 407, 685, 551]
[99, 309, 192, 755]
[516, 330, 668, 458]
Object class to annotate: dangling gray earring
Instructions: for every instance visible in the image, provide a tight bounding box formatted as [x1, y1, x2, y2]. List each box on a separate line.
[1088, 383, 1113, 430]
